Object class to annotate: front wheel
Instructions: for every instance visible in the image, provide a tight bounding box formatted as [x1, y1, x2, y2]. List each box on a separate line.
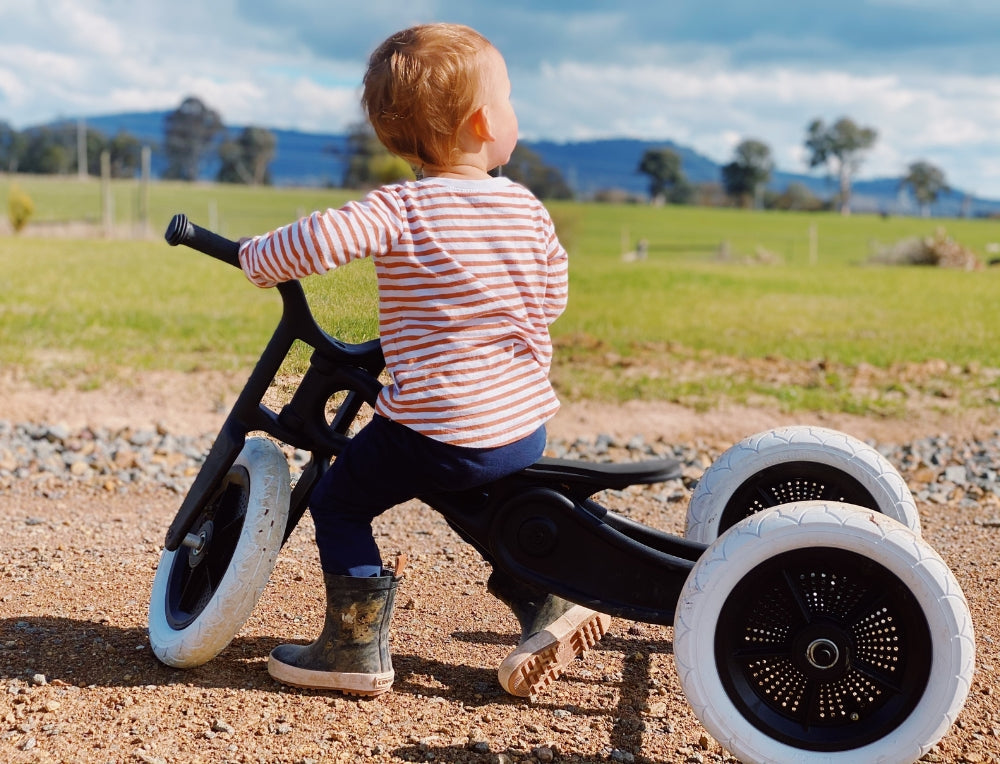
[674, 501, 974, 764]
[686, 425, 919, 543]
[149, 437, 290, 668]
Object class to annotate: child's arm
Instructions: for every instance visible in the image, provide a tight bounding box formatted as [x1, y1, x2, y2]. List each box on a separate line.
[238, 190, 402, 288]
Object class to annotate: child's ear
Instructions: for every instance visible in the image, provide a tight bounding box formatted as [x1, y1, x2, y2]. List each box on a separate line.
[468, 105, 495, 143]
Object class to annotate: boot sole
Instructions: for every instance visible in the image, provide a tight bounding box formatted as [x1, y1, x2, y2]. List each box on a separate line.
[498, 606, 612, 697]
[268, 652, 394, 696]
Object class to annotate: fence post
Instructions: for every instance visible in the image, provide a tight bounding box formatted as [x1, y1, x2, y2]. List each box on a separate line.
[101, 150, 113, 237]
[138, 145, 151, 236]
[808, 224, 818, 265]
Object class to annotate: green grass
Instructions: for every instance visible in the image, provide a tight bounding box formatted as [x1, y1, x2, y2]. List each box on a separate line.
[0, 174, 356, 238]
[3, 176, 1000, 416]
[552, 203, 1000, 360]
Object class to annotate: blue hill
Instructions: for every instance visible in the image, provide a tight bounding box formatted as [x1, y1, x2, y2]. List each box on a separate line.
[55, 111, 1000, 217]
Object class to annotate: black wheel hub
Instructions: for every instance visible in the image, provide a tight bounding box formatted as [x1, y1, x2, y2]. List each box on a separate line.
[715, 547, 932, 751]
[186, 520, 213, 569]
[164, 466, 251, 630]
[790, 619, 851, 680]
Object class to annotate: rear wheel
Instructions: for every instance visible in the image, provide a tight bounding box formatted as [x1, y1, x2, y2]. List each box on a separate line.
[674, 501, 974, 763]
[149, 437, 290, 668]
[686, 426, 919, 543]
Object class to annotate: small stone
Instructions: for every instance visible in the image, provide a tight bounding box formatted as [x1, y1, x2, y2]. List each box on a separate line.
[533, 746, 555, 762]
[945, 465, 968, 483]
[212, 719, 234, 734]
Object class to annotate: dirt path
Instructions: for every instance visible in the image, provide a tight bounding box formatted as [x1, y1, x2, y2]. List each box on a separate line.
[4, 368, 998, 446]
[2, 372, 999, 763]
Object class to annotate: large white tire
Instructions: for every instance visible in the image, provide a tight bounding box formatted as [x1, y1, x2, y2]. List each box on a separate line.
[149, 437, 290, 668]
[686, 425, 919, 543]
[674, 501, 974, 764]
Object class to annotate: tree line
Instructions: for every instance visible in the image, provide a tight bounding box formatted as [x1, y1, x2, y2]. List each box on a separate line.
[1, 96, 952, 215]
[0, 94, 575, 200]
[0, 97, 279, 185]
[638, 116, 950, 216]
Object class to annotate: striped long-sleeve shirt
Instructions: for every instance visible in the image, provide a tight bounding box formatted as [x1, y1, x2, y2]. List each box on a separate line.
[239, 176, 568, 448]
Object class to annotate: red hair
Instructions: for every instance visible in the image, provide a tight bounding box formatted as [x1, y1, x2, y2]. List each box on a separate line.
[362, 23, 493, 168]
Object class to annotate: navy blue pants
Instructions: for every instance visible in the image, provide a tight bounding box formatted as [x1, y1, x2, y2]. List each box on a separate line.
[310, 415, 546, 577]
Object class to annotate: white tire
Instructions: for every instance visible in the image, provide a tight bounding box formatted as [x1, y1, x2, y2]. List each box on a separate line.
[686, 425, 919, 543]
[674, 501, 974, 764]
[149, 437, 290, 668]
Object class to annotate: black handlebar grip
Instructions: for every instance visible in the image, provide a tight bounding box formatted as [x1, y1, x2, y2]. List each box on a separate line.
[164, 213, 242, 268]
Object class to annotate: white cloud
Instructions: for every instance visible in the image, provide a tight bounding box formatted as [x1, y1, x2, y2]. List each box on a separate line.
[0, 66, 27, 108]
[0, 1, 998, 196]
[513, 58, 1000, 195]
[54, 0, 126, 57]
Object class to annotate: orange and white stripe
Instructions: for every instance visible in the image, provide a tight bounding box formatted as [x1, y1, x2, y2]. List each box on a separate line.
[239, 176, 568, 447]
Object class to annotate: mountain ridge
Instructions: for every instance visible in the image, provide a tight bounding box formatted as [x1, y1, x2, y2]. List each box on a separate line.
[53, 111, 1000, 217]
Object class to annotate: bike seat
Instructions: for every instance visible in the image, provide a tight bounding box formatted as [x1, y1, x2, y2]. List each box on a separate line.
[520, 455, 681, 493]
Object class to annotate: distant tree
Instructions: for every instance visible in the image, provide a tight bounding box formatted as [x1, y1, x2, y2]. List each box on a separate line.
[5, 123, 120, 177]
[637, 147, 691, 204]
[804, 116, 878, 215]
[218, 127, 277, 185]
[19, 127, 73, 174]
[502, 144, 573, 199]
[900, 160, 949, 217]
[721, 139, 773, 208]
[45, 126, 143, 178]
[340, 121, 414, 188]
[106, 131, 144, 178]
[0, 121, 25, 172]
[163, 96, 223, 181]
[769, 182, 826, 212]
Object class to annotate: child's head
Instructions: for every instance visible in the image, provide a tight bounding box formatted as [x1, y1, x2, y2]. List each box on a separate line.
[362, 23, 506, 170]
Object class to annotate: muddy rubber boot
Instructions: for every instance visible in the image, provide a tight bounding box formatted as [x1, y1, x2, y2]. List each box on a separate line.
[489, 570, 612, 698]
[268, 569, 400, 696]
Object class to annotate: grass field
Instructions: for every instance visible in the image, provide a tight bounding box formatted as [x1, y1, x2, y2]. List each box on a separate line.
[3, 175, 1000, 415]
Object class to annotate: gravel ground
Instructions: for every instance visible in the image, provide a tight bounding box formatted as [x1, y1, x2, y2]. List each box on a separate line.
[2, 413, 1000, 764]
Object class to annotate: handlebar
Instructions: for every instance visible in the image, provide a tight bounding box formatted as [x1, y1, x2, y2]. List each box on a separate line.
[164, 213, 241, 268]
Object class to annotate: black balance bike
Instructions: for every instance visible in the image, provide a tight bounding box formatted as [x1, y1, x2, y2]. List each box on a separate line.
[148, 214, 974, 764]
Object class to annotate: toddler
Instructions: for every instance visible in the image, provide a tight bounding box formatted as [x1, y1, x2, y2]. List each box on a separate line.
[238, 22, 610, 697]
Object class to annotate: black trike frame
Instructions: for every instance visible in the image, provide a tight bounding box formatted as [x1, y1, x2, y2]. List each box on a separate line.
[163, 214, 704, 627]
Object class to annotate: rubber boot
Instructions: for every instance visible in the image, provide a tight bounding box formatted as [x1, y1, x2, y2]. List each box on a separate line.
[268, 569, 399, 696]
[488, 570, 612, 698]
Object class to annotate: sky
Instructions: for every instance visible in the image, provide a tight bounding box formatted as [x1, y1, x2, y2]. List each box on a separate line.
[1, 0, 1000, 197]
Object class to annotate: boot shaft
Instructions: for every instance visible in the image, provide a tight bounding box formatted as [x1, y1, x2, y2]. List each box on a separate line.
[323, 573, 397, 652]
[316, 572, 397, 674]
